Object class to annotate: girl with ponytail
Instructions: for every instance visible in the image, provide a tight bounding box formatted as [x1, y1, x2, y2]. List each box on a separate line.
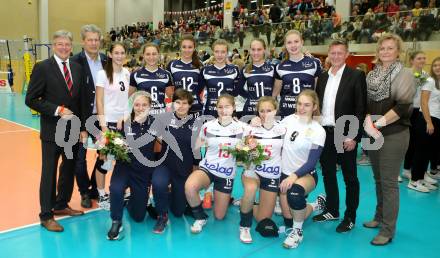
[167, 35, 204, 116]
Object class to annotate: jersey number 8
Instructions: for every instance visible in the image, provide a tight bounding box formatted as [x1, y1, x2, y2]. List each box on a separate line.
[292, 78, 301, 94]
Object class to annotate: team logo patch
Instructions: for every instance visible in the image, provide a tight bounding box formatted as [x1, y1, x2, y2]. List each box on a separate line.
[303, 62, 313, 68]
[156, 73, 167, 79]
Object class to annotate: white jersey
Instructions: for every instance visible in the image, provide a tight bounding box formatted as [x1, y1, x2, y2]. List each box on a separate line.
[422, 77, 440, 119]
[244, 123, 286, 179]
[96, 68, 130, 123]
[281, 114, 326, 176]
[199, 119, 245, 179]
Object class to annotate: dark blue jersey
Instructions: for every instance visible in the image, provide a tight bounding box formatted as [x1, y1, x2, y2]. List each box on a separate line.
[153, 112, 200, 177]
[123, 116, 157, 171]
[199, 64, 240, 117]
[275, 56, 321, 116]
[130, 67, 173, 115]
[167, 59, 203, 112]
[238, 62, 275, 115]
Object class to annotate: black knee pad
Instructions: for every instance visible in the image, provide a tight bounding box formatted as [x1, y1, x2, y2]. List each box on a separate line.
[287, 184, 306, 210]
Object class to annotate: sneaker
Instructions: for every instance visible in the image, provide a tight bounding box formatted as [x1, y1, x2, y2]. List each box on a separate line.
[315, 194, 326, 212]
[107, 221, 123, 240]
[283, 228, 303, 249]
[232, 198, 241, 207]
[424, 173, 438, 185]
[153, 215, 168, 234]
[422, 181, 438, 191]
[312, 211, 339, 222]
[398, 176, 403, 183]
[81, 194, 92, 208]
[402, 169, 411, 180]
[336, 218, 355, 233]
[239, 227, 252, 243]
[427, 170, 440, 180]
[407, 180, 430, 193]
[190, 219, 207, 234]
[274, 198, 282, 216]
[98, 194, 110, 210]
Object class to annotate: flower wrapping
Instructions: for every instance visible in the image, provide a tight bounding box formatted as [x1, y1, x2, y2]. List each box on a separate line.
[97, 131, 131, 163]
[414, 71, 428, 87]
[225, 135, 269, 169]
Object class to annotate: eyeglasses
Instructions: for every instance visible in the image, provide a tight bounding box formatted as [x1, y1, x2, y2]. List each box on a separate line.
[290, 131, 299, 142]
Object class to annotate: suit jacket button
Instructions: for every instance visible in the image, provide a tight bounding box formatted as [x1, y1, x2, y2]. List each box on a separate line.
[92, 91, 95, 94]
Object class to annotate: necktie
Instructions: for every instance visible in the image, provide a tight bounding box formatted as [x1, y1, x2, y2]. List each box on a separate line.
[62, 61, 73, 95]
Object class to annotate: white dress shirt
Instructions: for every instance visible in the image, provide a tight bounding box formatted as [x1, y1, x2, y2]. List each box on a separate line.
[53, 54, 73, 116]
[321, 64, 345, 126]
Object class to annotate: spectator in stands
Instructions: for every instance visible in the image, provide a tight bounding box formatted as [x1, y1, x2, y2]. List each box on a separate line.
[417, 9, 435, 40]
[269, 2, 282, 23]
[387, 0, 400, 17]
[412, 1, 423, 17]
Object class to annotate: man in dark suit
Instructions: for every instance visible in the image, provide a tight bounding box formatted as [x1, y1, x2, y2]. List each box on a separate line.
[313, 39, 367, 233]
[25, 30, 87, 232]
[71, 24, 107, 208]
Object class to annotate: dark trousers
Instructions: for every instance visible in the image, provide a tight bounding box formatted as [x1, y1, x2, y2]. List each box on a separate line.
[75, 143, 98, 196]
[403, 108, 420, 170]
[75, 119, 107, 197]
[411, 115, 440, 181]
[320, 127, 359, 222]
[109, 163, 152, 222]
[152, 165, 188, 217]
[40, 141, 79, 220]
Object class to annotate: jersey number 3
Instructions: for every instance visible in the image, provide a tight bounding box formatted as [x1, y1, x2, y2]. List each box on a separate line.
[119, 81, 125, 91]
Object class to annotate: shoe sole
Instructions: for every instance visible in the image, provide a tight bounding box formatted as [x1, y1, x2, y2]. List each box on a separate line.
[240, 239, 253, 244]
[407, 185, 430, 193]
[370, 238, 392, 246]
[313, 217, 339, 222]
[107, 226, 124, 241]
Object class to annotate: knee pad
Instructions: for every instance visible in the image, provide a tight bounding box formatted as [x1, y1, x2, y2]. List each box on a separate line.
[287, 184, 306, 210]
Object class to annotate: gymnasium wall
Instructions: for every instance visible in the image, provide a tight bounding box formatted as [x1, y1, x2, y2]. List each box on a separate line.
[49, 0, 105, 43]
[0, 0, 39, 39]
[0, 0, 105, 42]
[114, 0, 153, 28]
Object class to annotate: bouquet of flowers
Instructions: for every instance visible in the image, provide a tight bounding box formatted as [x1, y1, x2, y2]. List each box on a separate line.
[97, 131, 131, 164]
[414, 71, 428, 87]
[226, 135, 269, 169]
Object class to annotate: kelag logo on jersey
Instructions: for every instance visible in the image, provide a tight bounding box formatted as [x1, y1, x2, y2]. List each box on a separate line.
[203, 160, 233, 176]
[255, 164, 280, 175]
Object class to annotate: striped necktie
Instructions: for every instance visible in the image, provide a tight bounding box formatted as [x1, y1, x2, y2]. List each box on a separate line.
[62, 61, 73, 95]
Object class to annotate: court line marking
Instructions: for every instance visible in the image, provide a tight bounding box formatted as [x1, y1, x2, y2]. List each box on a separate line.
[0, 117, 101, 234]
[0, 208, 102, 234]
[0, 129, 34, 134]
[0, 117, 39, 132]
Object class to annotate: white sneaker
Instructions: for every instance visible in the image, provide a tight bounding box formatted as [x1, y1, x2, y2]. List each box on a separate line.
[424, 173, 438, 185]
[422, 181, 438, 191]
[283, 228, 303, 249]
[402, 169, 411, 180]
[427, 170, 440, 180]
[98, 194, 111, 211]
[239, 227, 252, 243]
[190, 219, 207, 234]
[398, 176, 403, 183]
[407, 180, 430, 193]
[274, 197, 282, 216]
